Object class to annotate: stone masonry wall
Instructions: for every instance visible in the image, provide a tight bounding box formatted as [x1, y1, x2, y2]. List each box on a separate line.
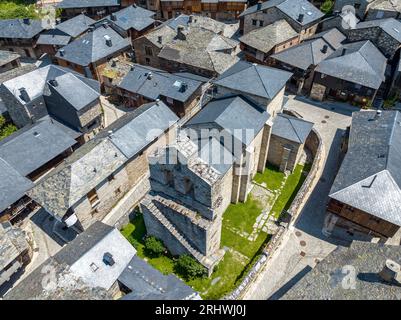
[267, 135, 302, 172]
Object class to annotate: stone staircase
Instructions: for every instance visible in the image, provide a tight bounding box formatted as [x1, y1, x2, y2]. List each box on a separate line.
[142, 196, 223, 273]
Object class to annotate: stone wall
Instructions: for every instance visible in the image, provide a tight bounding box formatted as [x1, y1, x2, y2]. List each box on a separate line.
[78, 101, 103, 128]
[267, 135, 302, 173]
[133, 37, 162, 68]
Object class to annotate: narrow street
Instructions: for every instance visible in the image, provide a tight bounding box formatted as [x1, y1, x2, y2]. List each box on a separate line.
[243, 96, 355, 300]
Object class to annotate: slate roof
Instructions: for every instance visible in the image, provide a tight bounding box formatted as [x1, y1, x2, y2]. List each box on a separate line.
[55, 25, 131, 66]
[2, 64, 100, 106]
[37, 30, 72, 46]
[0, 117, 77, 177]
[0, 222, 30, 272]
[0, 19, 44, 39]
[56, 14, 96, 38]
[118, 64, 203, 103]
[239, 19, 298, 53]
[213, 61, 292, 100]
[4, 222, 135, 300]
[354, 18, 401, 43]
[329, 111, 401, 227]
[281, 241, 401, 300]
[0, 159, 34, 213]
[57, 0, 120, 8]
[272, 113, 313, 144]
[185, 95, 269, 147]
[315, 40, 387, 89]
[28, 102, 178, 218]
[0, 51, 20, 67]
[239, 0, 324, 27]
[271, 28, 346, 71]
[119, 256, 198, 300]
[104, 5, 155, 32]
[369, 0, 401, 12]
[157, 27, 239, 75]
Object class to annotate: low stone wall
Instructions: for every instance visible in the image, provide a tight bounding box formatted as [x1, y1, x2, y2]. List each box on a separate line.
[223, 109, 325, 300]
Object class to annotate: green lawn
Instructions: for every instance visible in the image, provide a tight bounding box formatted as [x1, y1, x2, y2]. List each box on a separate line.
[120, 163, 310, 299]
[253, 164, 286, 191]
[0, 1, 38, 19]
[223, 194, 263, 235]
[270, 164, 309, 219]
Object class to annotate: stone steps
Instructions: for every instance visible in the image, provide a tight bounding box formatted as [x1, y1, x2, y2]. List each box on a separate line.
[144, 198, 213, 269]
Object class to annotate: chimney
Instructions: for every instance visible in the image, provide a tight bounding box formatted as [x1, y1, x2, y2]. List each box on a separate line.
[379, 259, 401, 284]
[56, 18, 61, 25]
[374, 110, 382, 120]
[23, 18, 30, 25]
[18, 88, 30, 102]
[189, 15, 193, 23]
[297, 14, 304, 23]
[155, 98, 160, 105]
[179, 82, 188, 93]
[158, 35, 163, 44]
[59, 48, 65, 56]
[110, 13, 117, 21]
[49, 79, 58, 87]
[257, 0, 262, 10]
[341, 48, 347, 56]
[147, 72, 153, 80]
[177, 25, 186, 40]
[321, 44, 328, 54]
[104, 35, 112, 47]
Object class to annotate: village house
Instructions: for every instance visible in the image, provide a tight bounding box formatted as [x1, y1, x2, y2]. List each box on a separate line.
[56, 0, 137, 20]
[0, 116, 82, 225]
[55, 23, 132, 83]
[36, 14, 96, 58]
[28, 101, 178, 231]
[0, 51, 21, 74]
[347, 18, 401, 59]
[134, 17, 239, 78]
[267, 113, 313, 173]
[271, 28, 346, 94]
[0, 64, 103, 141]
[309, 40, 387, 105]
[0, 222, 32, 295]
[157, 0, 247, 21]
[99, 4, 156, 44]
[102, 62, 205, 117]
[326, 110, 401, 241]
[239, 19, 299, 65]
[4, 221, 198, 300]
[239, 0, 324, 39]
[0, 18, 45, 59]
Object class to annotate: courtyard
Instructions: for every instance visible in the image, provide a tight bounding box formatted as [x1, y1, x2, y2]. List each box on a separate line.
[121, 164, 310, 299]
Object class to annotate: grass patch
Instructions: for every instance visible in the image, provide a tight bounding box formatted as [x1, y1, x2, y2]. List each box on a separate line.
[0, 1, 38, 19]
[253, 164, 286, 191]
[270, 164, 308, 219]
[223, 194, 263, 235]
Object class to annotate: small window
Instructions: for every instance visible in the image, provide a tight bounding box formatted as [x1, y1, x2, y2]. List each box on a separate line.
[107, 174, 115, 182]
[252, 19, 257, 26]
[259, 20, 264, 27]
[145, 46, 153, 56]
[145, 57, 150, 65]
[115, 187, 121, 195]
[87, 188, 99, 207]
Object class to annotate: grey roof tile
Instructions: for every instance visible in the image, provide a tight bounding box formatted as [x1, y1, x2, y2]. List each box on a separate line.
[57, 0, 120, 8]
[240, 0, 324, 26]
[272, 113, 313, 144]
[213, 61, 292, 100]
[0, 19, 44, 39]
[56, 14, 96, 38]
[0, 50, 20, 67]
[315, 40, 387, 89]
[330, 111, 401, 226]
[355, 18, 401, 43]
[55, 25, 131, 66]
[239, 19, 298, 53]
[104, 5, 155, 31]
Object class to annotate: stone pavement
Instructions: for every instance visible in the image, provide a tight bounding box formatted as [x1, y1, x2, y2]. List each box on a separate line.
[101, 96, 127, 127]
[242, 96, 356, 300]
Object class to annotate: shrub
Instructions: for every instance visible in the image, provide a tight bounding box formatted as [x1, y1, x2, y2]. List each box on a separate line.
[144, 236, 165, 257]
[175, 254, 207, 280]
[320, 0, 334, 14]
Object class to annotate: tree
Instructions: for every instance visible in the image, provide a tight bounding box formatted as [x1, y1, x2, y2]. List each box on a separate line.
[0, 116, 6, 128]
[0, 123, 18, 141]
[320, 0, 334, 14]
[175, 255, 207, 280]
[144, 236, 166, 257]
